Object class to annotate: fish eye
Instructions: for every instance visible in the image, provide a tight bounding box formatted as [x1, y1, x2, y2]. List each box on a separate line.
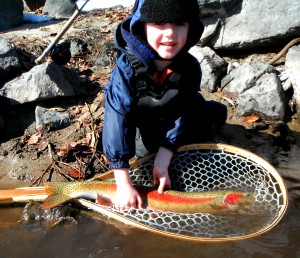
[244, 193, 250, 197]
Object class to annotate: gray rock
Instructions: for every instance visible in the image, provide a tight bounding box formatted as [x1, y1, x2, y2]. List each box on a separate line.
[221, 62, 275, 96]
[43, 0, 76, 18]
[19, 202, 79, 228]
[237, 72, 285, 120]
[201, 0, 300, 50]
[189, 46, 227, 92]
[35, 106, 71, 131]
[60, 38, 88, 57]
[221, 62, 285, 120]
[0, 62, 77, 104]
[200, 18, 222, 46]
[0, 37, 21, 82]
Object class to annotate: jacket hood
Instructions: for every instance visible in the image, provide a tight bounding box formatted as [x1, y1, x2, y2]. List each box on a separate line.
[114, 0, 204, 67]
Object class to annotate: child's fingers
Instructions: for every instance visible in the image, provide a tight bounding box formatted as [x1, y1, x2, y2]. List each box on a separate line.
[137, 194, 143, 209]
[158, 177, 167, 194]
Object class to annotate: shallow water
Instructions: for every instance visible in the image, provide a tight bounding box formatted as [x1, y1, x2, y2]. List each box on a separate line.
[0, 201, 300, 258]
[1, 135, 300, 258]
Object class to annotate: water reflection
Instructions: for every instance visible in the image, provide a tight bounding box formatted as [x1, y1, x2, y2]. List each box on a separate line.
[1, 199, 300, 258]
[0, 211, 126, 258]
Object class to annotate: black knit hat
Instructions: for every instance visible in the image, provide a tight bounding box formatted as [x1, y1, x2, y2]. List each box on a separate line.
[140, 0, 200, 24]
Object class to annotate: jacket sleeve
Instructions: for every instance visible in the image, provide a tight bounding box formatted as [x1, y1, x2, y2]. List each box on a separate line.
[102, 55, 136, 169]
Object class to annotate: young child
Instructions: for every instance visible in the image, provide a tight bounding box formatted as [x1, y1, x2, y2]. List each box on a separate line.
[102, 0, 227, 210]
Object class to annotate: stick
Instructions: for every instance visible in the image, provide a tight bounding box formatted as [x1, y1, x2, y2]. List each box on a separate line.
[268, 38, 300, 65]
[34, 0, 90, 64]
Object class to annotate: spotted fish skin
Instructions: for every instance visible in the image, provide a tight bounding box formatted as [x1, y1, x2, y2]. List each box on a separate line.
[42, 181, 116, 209]
[42, 180, 254, 214]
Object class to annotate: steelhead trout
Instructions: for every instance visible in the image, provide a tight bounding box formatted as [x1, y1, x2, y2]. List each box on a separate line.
[41, 180, 254, 214]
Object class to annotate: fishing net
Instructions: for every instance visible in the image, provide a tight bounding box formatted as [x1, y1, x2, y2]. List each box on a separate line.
[82, 143, 288, 241]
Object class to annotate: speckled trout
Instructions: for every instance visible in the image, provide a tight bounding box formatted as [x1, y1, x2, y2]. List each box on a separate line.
[41, 181, 254, 214]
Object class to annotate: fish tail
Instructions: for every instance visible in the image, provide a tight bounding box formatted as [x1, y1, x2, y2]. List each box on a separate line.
[41, 194, 71, 210]
[42, 182, 72, 209]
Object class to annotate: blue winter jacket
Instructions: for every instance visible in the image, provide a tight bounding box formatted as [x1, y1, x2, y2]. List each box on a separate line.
[103, 0, 204, 169]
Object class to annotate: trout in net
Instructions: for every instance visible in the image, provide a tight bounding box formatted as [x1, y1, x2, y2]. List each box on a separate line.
[41, 180, 254, 214]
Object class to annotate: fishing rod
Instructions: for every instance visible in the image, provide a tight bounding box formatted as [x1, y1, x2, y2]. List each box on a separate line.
[34, 0, 90, 64]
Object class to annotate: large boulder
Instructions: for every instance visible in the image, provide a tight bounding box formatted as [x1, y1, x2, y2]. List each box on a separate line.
[200, 0, 300, 50]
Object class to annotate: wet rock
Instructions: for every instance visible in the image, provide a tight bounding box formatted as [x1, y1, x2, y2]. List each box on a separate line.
[270, 121, 290, 138]
[19, 202, 80, 228]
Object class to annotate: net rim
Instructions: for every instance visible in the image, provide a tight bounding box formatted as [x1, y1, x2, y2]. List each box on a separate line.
[95, 143, 288, 242]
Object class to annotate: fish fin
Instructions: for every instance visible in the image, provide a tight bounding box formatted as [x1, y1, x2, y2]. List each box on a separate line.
[41, 194, 71, 210]
[209, 204, 224, 210]
[97, 194, 113, 206]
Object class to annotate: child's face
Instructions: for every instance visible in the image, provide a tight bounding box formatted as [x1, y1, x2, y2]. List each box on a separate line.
[145, 22, 189, 60]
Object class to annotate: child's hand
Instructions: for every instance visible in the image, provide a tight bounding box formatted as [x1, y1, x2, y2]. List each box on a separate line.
[153, 147, 173, 194]
[113, 168, 143, 210]
[114, 183, 143, 211]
